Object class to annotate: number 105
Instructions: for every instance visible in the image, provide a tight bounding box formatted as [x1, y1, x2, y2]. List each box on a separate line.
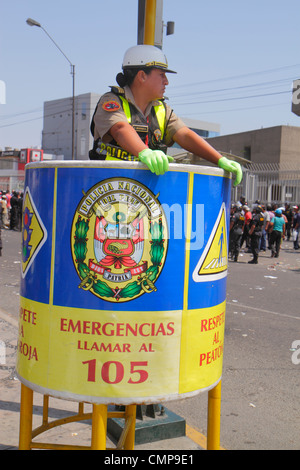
[82, 359, 149, 384]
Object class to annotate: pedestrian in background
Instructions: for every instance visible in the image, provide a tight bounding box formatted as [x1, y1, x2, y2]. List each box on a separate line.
[240, 205, 252, 251]
[269, 209, 286, 258]
[9, 191, 19, 231]
[229, 204, 245, 262]
[248, 205, 264, 264]
[259, 204, 270, 252]
[17, 192, 23, 231]
[293, 206, 300, 250]
[266, 204, 275, 249]
[1, 194, 9, 228]
[5, 191, 11, 214]
[284, 203, 293, 241]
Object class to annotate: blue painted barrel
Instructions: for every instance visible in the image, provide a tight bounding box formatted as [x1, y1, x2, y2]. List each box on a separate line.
[16, 161, 231, 404]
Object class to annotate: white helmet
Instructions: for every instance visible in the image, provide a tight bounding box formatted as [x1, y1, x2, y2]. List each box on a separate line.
[122, 45, 176, 73]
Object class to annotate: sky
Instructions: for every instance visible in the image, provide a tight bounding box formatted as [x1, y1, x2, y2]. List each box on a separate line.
[1, 0, 300, 150]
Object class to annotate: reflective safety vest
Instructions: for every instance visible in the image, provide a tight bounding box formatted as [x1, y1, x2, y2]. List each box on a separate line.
[89, 87, 168, 161]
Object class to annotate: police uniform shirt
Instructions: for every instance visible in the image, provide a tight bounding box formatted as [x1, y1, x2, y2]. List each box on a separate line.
[92, 85, 186, 147]
[251, 213, 264, 233]
[232, 212, 244, 232]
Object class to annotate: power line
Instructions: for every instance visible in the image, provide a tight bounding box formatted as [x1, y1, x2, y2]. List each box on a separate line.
[169, 63, 300, 90]
[168, 77, 294, 99]
[0, 107, 42, 120]
[182, 101, 289, 117]
[0, 106, 78, 128]
[0, 115, 44, 128]
[172, 90, 290, 107]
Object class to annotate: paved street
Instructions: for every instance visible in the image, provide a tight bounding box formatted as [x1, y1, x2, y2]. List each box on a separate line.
[0, 228, 299, 450]
[167, 242, 300, 450]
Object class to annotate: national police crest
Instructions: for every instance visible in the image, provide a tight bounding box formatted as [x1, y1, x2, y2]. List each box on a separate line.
[71, 177, 168, 302]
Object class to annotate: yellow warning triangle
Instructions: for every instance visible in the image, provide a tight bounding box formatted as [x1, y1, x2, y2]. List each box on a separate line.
[21, 187, 47, 278]
[192, 203, 228, 282]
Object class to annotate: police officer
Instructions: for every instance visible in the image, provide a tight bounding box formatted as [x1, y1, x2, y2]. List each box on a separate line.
[283, 203, 293, 241]
[229, 204, 245, 262]
[248, 205, 264, 264]
[9, 191, 19, 231]
[89, 45, 243, 183]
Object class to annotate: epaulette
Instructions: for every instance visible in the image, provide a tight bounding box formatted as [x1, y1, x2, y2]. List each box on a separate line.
[109, 86, 125, 96]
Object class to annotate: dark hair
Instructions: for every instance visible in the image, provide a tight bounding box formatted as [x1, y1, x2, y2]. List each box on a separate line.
[116, 67, 153, 87]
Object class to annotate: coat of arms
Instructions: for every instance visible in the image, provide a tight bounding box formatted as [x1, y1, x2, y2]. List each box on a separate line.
[71, 177, 168, 302]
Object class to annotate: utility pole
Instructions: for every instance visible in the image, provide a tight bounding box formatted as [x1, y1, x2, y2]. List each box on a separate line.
[137, 0, 174, 48]
[26, 18, 76, 160]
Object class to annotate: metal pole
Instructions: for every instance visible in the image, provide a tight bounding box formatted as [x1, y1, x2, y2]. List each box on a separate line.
[143, 0, 156, 45]
[26, 19, 76, 160]
[19, 384, 33, 450]
[91, 404, 107, 450]
[123, 405, 137, 450]
[207, 380, 222, 450]
[41, 27, 76, 160]
[71, 65, 75, 160]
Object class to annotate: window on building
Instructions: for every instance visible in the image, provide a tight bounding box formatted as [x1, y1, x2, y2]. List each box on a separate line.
[244, 146, 251, 160]
[80, 130, 86, 156]
[81, 102, 87, 120]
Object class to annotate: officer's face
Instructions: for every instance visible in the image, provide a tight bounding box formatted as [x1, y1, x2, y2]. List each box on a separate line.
[143, 68, 169, 100]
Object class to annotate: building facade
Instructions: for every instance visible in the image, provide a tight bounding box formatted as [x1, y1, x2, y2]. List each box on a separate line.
[205, 126, 300, 206]
[42, 93, 100, 160]
[0, 148, 43, 191]
[205, 125, 300, 167]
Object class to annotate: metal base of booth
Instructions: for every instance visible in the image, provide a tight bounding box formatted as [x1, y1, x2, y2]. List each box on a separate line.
[107, 404, 186, 445]
[18, 381, 222, 450]
[18, 384, 136, 450]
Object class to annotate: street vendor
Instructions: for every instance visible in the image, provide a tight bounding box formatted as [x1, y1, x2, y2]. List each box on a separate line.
[89, 44, 242, 184]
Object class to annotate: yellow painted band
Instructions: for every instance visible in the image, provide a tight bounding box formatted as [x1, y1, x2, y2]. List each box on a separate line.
[49, 167, 58, 306]
[183, 172, 194, 311]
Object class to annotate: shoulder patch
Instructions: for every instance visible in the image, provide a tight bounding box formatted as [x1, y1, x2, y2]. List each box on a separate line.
[102, 99, 121, 112]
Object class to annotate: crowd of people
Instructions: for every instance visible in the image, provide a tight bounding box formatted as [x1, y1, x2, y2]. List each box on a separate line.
[229, 196, 300, 264]
[0, 190, 23, 256]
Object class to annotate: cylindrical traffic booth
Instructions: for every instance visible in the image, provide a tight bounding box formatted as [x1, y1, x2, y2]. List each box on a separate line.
[17, 161, 231, 405]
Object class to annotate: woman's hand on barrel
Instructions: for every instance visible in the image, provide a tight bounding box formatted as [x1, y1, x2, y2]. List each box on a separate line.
[218, 157, 243, 187]
[138, 149, 174, 176]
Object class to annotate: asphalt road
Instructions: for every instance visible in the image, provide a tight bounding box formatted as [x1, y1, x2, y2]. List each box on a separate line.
[0, 228, 299, 450]
[167, 242, 300, 450]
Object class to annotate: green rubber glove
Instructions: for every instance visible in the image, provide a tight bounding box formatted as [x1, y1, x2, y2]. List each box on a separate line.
[138, 149, 174, 176]
[218, 156, 243, 187]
